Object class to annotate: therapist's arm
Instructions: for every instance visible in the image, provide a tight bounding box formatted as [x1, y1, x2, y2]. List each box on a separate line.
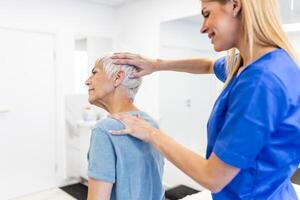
[87, 178, 113, 200]
[110, 113, 240, 193]
[112, 53, 215, 77]
[155, 58, 215, 74]
[110, 119, 239, 193]
[149, 130, 240, 193]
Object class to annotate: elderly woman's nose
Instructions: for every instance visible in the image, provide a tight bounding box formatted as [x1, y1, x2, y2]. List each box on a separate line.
[85, 78, 91, 86]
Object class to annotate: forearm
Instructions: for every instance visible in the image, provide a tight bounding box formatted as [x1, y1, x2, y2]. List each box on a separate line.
[155, 58, 214, 74]
[149, 130, 217, 191]
[109, 113, 240, 192]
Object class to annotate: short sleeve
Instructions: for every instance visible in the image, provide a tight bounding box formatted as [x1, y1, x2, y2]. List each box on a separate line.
[88, 127, 116, 183]
[213, 73, 289, 169]
[214, 57, 227, 82]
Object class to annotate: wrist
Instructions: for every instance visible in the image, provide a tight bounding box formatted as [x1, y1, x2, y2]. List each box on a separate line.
[147, 128, 160, 143]
[153, 59, 162, 72]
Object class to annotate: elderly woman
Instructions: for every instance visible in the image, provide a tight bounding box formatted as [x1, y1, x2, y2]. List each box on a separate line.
[85, 54, 164, 200]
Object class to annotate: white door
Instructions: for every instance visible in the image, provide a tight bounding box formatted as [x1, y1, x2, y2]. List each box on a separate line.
[159, 46, 220, 190]
[0, 28, 56, 199]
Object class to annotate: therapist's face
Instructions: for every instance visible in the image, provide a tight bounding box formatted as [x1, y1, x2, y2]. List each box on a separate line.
[200, 0, 242, 52]
[85, 60, 115, 106]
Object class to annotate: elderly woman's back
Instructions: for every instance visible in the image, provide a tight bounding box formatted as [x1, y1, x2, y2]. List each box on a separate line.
[88, 112, 164, 199]
[85, 54, 165, 200]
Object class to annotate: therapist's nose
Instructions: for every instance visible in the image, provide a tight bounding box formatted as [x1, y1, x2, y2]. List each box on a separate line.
[200, 21, 208, 34]
[200, 19, 208, 34]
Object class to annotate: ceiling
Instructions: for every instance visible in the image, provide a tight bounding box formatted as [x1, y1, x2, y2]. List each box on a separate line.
[82, 0, 300, 23]
[182, 0, 300, 25]
[83, 0, 136, 6]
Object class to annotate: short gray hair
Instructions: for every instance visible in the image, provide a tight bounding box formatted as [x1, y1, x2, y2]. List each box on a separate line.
[99, 53, 142, 100]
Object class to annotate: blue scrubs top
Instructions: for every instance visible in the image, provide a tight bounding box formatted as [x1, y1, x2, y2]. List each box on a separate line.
[207, 49, 300, 200]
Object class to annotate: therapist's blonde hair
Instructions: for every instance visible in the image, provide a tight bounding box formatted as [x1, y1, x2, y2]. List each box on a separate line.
[212, 0, 300, 87]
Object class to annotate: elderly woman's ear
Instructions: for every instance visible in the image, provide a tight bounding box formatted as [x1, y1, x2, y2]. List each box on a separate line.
[113, 70, 125, 88]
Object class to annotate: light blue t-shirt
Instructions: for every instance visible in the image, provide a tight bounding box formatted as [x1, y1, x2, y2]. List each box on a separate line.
[208, 48, 300, 199]
[88, 111, 165, 200]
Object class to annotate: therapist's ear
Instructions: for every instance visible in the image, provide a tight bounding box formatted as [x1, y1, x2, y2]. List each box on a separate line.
[230, 0, 242, 17]
[113, 71, 125, 88]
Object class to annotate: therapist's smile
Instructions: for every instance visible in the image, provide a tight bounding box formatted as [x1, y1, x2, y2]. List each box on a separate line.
[209, 33, 215, 43]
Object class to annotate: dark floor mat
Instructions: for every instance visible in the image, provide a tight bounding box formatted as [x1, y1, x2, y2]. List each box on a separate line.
[165, 185, 200, 200]
[60, 183, 88, 200]
[60, 182, 201, 200]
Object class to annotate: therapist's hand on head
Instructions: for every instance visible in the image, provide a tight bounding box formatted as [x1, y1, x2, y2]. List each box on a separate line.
[109, 113, 156, 142]
[111, 52, 158, 78]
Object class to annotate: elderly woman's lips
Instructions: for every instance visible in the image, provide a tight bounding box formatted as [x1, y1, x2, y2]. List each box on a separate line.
[208, 33, 214, 39]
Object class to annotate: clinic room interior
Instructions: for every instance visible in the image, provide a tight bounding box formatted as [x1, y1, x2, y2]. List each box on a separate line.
[1, 0, 300, 200]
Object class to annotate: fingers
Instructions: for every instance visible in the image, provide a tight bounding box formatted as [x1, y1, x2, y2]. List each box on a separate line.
[111, 52, 139, 59]
[109, 129, 132, 135]
[130, 70, 148, 78]
[136, 114, 142, 119]
[111, 53, 142, 68]
[109, 113, 131, 135]
[112, 58, 139, 67]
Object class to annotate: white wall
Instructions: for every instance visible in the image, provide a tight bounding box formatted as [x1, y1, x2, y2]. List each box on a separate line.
[0, 0, 117, 93]
[0, 0, 117, 187]
[160, 20, 212, 52]
[288, 31, 300, 56]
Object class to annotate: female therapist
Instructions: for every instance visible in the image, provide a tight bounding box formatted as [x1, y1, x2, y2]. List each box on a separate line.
[110, 0, 300, 199]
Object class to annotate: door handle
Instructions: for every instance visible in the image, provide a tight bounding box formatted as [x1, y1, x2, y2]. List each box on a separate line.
[0, 109, 10, 114]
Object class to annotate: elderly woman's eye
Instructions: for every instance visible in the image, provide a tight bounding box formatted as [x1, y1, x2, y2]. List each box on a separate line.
[203, 12, 210, 18]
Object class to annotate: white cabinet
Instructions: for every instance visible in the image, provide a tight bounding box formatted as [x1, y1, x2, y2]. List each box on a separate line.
[64, 94, 105, 181]
[66, 120, 96, 181]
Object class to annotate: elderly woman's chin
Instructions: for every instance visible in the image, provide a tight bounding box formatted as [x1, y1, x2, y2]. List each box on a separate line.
[88, 95, 107, 110]
[88, 94, 97, 105]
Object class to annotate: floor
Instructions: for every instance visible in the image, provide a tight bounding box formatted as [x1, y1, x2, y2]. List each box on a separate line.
[10, 183, 300, 200]
[11, 188, 171, 200]
[11, 188, 76, 200]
